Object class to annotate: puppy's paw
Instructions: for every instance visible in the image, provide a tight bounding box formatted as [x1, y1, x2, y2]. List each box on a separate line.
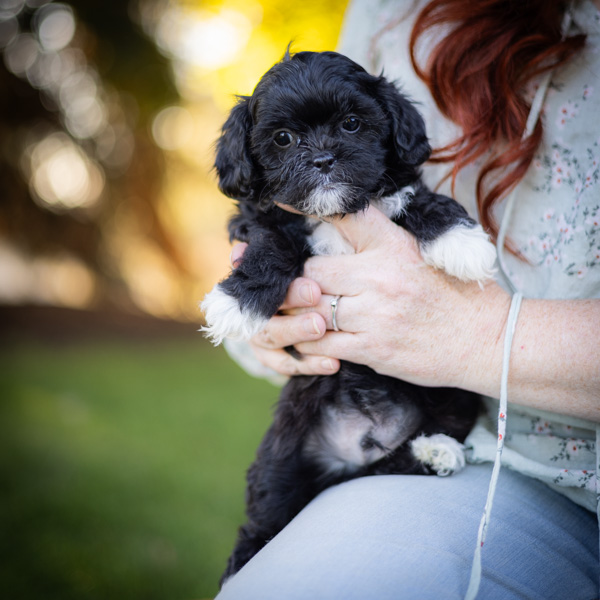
[410, 433, 466, 477]
[200, 285, 269, 345]
[420, 224, 496, 283]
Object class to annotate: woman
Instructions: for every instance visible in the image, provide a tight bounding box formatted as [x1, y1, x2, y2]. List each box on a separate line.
[217, 1, 600, 597]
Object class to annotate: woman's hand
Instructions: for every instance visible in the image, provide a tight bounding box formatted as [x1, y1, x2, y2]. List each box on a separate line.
[234, 242, 340, 375]
[237, 205, 510, 389]
[249, 277, 342, 376]
[233, 205, 600, 420]
[294, 206, 511, 390]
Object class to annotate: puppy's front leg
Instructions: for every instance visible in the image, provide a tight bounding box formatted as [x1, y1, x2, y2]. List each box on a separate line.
[201, 227, 310, 345]
[398, 189, 497, 283]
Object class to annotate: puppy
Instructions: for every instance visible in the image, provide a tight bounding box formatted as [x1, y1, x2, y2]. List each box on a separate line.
[202, 51, 495, 584]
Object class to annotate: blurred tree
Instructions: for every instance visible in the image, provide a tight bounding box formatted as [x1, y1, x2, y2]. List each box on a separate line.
[0, 0, 184, 312]
[0, 0, 348, 319]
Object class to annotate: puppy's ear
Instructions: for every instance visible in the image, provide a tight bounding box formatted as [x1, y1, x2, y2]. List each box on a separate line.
[376, 78, 431, 166]
[215, 96, 256, 200]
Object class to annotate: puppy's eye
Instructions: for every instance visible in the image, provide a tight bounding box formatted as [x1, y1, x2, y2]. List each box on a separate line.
[273, 130, 294, 148]
[342, 116, 360, 133]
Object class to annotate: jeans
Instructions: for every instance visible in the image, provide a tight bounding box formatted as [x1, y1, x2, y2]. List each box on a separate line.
[216, 464, 598, 599]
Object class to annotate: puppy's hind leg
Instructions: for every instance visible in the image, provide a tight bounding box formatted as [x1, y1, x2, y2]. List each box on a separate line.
[221, 418, 320, 585]
[220, 522, 270, 587]
[410, 433, 466, 477]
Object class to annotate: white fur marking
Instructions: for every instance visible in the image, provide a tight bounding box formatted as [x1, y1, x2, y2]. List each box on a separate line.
[308, 220, 355, 256]
[373, 186, 414, 219]
[200, 285, 268, 345]
[307, 187, 415, 257]
[410, 433, 466, 476]
[420, 224, 497, 283]
[302, 185, 348, 217]
[304, 402, 422, 475]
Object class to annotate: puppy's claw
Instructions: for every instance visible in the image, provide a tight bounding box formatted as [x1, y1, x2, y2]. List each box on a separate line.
[200, 285, 269, 345]
[410, 433, 466, 476]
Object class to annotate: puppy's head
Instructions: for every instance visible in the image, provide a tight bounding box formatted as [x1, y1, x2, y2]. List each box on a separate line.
[215, 51, 431, 217]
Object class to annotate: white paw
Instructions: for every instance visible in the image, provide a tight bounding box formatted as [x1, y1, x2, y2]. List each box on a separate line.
[420, 224, 496, 283]
[200, 285, 269, 345]
[410, 433, 466, 477]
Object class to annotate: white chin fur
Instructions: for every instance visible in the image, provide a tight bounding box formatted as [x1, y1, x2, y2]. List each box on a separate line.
[302, 185, 347, 217]
[200, 285, 268, 346]
[420, 224, 497, 283]
[410, 433, 466, 476]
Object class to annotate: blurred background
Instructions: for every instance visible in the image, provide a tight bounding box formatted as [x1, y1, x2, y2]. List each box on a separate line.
[0, 0, 347, 597]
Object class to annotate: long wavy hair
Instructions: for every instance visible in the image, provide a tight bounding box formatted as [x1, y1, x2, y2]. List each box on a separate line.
[407, 0, 585, 245]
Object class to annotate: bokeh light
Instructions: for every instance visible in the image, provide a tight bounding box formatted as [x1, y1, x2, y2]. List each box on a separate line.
[35, 2, 75, 52]
[27, 132, 105, 210]
[0, 0, 349, 320]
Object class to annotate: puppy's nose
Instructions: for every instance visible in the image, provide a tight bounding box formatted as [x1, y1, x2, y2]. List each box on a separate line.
[312, 152, 335, 172]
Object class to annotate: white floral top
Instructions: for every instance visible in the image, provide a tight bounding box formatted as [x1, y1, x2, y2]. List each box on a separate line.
[338, 0, 600, 516]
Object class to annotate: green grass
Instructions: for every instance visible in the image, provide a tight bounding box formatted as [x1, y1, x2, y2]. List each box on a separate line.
[0, 337, 279, 599]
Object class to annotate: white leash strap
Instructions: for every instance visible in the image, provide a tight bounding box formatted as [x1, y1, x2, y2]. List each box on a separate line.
[469, 68, 550, 600]
[465, 7, 574, 598]
[464, 292, 523, 600]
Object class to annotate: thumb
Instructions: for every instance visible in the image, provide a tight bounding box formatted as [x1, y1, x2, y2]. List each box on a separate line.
[330, 204, 410, 253]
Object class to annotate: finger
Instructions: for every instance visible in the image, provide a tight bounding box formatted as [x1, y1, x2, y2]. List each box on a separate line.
[252, 312, 327, 350]
[230, 242, 248, 269]
[295, 331, 361, 362]
[279, 277, 321, 310]
[252, 345, 340, 376]
[284, 293, 358, 332]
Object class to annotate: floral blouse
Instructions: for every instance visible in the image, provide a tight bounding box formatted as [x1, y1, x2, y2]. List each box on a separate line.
[338, 0, 600, 516]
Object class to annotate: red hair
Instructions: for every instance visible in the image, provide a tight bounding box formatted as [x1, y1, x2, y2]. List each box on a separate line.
[408, 0, 585, 245]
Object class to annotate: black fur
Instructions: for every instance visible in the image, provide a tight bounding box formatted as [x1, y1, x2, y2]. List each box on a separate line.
[207, 51, 484, 584]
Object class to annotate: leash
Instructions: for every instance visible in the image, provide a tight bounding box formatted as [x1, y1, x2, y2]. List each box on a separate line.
[464, 5, 574, 598]
[464, 291, 523, 600]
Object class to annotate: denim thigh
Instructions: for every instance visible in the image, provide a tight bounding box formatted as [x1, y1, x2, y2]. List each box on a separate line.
[216, 464, 599, 600]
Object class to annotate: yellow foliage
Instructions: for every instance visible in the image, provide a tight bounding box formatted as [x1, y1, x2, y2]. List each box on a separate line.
[147, 0, 349, 321]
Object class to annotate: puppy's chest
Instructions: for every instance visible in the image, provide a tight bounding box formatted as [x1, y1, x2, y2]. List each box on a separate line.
[305, 189, 413, 257]
[307, 220, 354, 256]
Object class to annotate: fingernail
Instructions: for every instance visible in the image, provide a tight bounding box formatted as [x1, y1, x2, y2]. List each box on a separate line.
[303, 317, 321, 335]
[299, 283, 314, 305]
[304, 316, 321, 336]
[321, 359, 335, 371]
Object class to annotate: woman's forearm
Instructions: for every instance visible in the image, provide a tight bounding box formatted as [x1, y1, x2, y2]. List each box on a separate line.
[506, 299, 599, 421]
[461, 292, 600, 422]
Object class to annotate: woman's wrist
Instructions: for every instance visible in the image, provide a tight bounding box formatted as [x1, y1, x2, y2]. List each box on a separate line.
[448, 282, 511, 397]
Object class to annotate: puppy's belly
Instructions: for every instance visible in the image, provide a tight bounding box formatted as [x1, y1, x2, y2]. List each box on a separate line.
[303, 403, 422, 475]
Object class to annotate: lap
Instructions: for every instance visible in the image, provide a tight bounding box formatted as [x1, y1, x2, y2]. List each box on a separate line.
[217, 464, 598, 600]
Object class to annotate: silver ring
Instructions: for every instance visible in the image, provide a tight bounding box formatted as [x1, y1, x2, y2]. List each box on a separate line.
[331, 295, 341, 332]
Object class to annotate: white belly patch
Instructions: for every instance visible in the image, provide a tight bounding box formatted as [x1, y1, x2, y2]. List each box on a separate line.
[303, 402, 422, 475]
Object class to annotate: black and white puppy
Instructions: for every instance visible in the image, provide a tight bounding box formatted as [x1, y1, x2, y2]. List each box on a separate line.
[202, 51, 495, 584]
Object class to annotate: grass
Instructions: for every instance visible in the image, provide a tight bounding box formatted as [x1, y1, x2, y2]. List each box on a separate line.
[0, 333, 279, 599]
